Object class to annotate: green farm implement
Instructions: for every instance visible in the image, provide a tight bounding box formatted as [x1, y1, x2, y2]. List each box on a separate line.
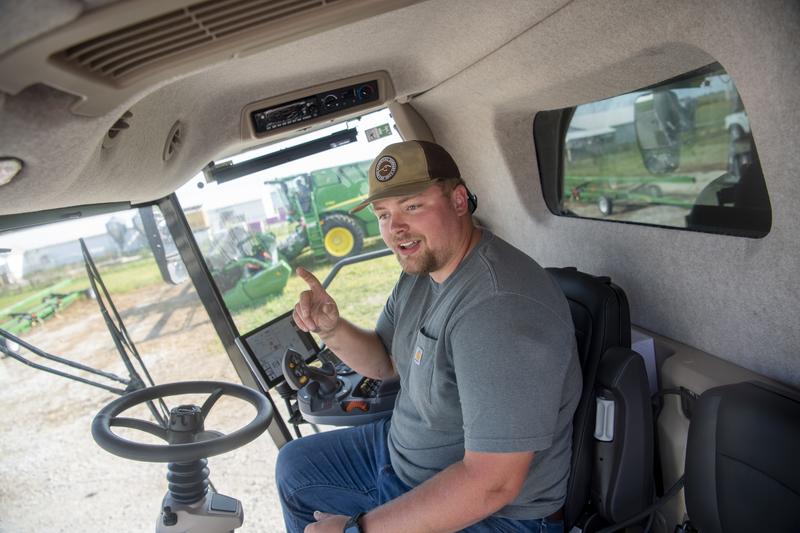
[565, 174, 697, 216]
[0, 280, 91, 336]
[205, 228, 292, 311]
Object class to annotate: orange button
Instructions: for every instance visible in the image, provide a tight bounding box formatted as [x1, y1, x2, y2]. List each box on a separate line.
[343, 401, 369, 413]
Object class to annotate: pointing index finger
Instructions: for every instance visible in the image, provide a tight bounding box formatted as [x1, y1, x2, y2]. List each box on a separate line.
[296, 267, 325, 294]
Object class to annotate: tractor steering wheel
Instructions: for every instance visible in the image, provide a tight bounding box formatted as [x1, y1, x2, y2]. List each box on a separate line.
[92, 381, 272, 463]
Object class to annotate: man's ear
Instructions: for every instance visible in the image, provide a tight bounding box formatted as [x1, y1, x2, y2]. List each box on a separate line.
[451, 184, 470, 215]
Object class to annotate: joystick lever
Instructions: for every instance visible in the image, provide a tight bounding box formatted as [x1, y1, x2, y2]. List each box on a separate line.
[282, 348, 339, 397]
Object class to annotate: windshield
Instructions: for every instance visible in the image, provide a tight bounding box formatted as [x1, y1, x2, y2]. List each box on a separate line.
[0, 206, 295, 530]
[175, 108, 403, 335]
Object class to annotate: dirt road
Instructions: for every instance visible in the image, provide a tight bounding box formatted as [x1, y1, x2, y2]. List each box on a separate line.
[0, 282, 287, 532]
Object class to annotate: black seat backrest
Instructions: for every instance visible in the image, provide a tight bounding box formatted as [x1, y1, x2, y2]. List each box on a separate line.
[546, 267, 635, 527]
[685, 381, 800, 533]
[591, 347, 654, 525]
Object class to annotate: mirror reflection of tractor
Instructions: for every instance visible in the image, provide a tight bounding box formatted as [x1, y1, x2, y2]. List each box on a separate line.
[271, 160, 381, 263]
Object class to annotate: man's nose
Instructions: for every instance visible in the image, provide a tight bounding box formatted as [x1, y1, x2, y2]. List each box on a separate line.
[390, 213, 408, 233]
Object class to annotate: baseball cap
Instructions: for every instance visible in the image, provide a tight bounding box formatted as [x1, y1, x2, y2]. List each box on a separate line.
[351, 140, 461, 213]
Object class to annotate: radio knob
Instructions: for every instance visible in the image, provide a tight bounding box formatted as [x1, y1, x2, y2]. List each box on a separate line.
[322, 94, 338, 110]
[358, 85, 374, 99]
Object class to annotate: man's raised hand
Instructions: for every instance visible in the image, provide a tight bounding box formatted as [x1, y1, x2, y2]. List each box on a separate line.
[293, 267, 340, 337]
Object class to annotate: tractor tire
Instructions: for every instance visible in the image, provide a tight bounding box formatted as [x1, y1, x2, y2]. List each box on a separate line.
[598, 196, 614, 216]
[643, 184, 662, 198]
[322, 214, 364, 263]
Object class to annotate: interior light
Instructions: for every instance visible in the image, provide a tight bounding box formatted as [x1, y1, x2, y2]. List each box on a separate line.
[0, 158, 23, 186]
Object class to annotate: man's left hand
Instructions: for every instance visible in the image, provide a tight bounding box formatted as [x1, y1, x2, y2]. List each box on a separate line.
[304, 511, 349, 532]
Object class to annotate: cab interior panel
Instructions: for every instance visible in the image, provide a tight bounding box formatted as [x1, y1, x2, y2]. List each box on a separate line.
[1, 0, 799, 531]
[409, 0, 800, 388]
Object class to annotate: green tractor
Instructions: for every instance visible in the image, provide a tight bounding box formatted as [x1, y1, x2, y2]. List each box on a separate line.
[273, 160, 382, 263]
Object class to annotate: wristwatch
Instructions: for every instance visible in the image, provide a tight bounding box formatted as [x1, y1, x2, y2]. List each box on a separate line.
[343, 512, 366, 533]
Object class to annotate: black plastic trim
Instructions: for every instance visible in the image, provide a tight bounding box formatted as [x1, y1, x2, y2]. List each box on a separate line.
[207, 128, 359, 184]
[0, 202, 131, 233]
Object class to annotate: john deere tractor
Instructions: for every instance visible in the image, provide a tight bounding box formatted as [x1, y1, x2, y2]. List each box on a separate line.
[274, 160, 382, 263]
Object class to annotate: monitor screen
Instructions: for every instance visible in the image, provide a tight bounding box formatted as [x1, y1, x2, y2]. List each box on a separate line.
[238, 311, 319, 388]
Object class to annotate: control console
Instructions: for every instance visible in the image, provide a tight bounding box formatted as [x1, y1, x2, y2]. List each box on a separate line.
[235, 310, 397, 427]
[282, 347, 399, 426]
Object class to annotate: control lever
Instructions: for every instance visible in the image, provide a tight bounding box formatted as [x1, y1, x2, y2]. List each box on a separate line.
[281, 348, 339, 396]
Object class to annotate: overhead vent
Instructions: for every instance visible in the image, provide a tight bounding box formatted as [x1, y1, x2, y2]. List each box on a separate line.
[102, 110, 133, 150]
[55, 0, 356, 84]
[163, 121, 184, 162]
[0, 0, 416, 115]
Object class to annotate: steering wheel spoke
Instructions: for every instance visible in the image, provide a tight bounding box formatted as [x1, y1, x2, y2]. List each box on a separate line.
[200, 387, 225, 419]
[111, 417, 169, 442]
[196, 430, 225, 442]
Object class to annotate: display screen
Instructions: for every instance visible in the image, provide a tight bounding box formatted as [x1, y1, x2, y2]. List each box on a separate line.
[238, 311, 319, 388]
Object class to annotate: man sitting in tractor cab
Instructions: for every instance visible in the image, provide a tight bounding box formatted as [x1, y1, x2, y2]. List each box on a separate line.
[294, 176, 313, 214]
[276, 141, 582, 533]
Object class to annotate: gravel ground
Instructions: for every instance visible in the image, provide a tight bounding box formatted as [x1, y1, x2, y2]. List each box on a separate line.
[0, 282, 289, 532]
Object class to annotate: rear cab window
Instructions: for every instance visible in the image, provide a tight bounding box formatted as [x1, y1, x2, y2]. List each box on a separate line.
[534, 62, 770, 237]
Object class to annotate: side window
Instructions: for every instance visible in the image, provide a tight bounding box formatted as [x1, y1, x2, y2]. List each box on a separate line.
[535, 62, 770, 237]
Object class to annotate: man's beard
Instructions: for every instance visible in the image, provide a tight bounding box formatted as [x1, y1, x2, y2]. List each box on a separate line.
[394, 245, 442, 276]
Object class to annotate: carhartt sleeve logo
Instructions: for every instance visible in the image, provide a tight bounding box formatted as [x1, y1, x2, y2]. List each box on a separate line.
[375, 156, 398, 182]
[414, 346, 423, 365]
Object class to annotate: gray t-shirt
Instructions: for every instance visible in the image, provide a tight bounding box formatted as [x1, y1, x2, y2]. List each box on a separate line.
[375, 230, 581, 520]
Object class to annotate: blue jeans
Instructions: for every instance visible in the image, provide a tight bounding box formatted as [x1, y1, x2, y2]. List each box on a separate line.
[275, 418, 563, 533]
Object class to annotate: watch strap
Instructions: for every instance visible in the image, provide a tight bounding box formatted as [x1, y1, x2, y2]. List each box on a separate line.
[343, 511, 366, 533]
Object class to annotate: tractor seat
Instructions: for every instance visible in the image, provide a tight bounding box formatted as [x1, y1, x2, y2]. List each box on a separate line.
[546, 267, 654, 530]
[683, 381, 800, 533]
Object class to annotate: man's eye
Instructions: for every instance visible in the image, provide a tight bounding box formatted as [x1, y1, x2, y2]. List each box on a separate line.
[406, 204, 419, 211]
[377, 213, 389, 221]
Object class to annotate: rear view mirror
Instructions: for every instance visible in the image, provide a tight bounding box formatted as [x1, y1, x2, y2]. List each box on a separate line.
[137, 207, 188, 285]
[634, 89, 694, 174]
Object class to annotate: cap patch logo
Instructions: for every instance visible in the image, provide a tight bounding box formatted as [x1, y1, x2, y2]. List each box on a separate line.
[375, 156, 398, 182]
